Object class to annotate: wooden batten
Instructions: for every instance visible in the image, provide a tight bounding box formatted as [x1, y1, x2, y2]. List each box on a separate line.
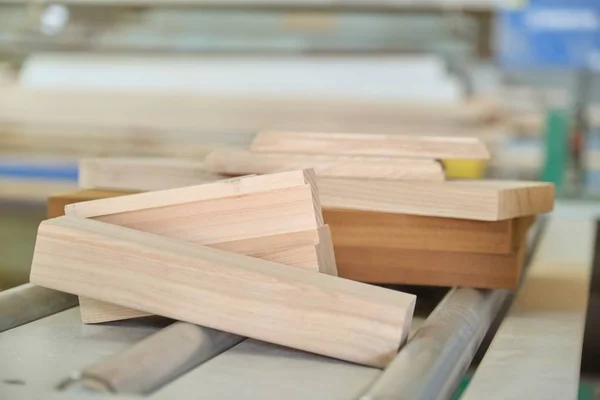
[30, 216, 415, 368]
[204, 149, 445, 181]
[250, 131, 490, 160]
[63, 170, 335, 323]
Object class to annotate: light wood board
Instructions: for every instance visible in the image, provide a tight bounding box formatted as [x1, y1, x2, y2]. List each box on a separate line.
[462, 217, 594, 399]
[65, 170, 335, 323]
[77, 158, 554, 221]
[250, 131, 490, 160]
[79, 226, 337, 323]
[30, 216, 416, 368]
[318, 178, 554, 221]
[79, 158, 225, 191]
[0, 88, 498, 136]
[205, 149, 445, 181]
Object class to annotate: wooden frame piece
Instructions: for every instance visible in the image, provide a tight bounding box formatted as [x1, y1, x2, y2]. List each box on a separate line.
[30, 216, 416, 368]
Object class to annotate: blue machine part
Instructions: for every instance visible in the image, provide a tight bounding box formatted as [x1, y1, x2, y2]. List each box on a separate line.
[0, 159, 78, 182]
[497, 0, 600, 70]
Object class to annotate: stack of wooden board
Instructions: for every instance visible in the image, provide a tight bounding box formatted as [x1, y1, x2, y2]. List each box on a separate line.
[51, 159, 554, 289]
[32, 170, 417, 369]
[204, 132, 490, 181]
[202, 131, 553, 288]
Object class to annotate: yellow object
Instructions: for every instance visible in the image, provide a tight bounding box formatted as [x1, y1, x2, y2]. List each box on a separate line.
[443, 159, 487, 179]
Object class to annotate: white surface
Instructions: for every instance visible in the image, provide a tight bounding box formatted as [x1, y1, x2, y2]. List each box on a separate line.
[20, 54, 462, 102]
[463, 215, 594, 400]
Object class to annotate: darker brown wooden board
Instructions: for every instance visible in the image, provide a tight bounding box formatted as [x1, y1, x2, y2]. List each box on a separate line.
[334, 245, 526, 289]
[333, 216, 534, 289]
[324, 209, 515, 255]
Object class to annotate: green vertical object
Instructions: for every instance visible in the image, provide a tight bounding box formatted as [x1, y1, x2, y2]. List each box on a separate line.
[541, 108, 569, 191]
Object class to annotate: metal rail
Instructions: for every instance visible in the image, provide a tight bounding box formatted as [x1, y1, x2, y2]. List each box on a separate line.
[0, 283, 78, 332]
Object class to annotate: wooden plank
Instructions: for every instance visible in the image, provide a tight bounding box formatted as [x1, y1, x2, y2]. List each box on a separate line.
[250, 131, 490, 160]
[79, 226, 337, 323]
[68, 170, 323, 242]
[334, 244, 525, 288]
[77, 158, 554, 221]
[324, 209, 515, 254]
[64, 170, 335, 323]
[79, 158, 225, 191]
[30, 216, 416, 368]
[0, 88, 498, 136]
[333, 217, 533, 288]
[204, 149, 445, 181]
[47, 189, 131, 218]
[318, 178, 554, 221]
[72, 169, 318, 219]
[462, 217, 593, 400]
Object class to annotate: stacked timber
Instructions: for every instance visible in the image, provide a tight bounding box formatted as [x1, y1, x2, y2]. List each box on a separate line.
[50, 133, 554, 288]
[33, 170, 416, 369]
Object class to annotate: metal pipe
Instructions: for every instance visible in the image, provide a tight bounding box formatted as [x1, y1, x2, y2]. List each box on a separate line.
[359, 219, 545, 400]
[61, 322, 244, 395]
[0, 283, 78, 332]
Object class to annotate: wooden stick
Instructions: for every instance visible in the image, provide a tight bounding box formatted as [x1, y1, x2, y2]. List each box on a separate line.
[62, 322, 244, 395]
[250, 131, 490, 160]
[204, 149, 445, 181]
[0, 283, 77, 332]
[30, 216, 416, 368]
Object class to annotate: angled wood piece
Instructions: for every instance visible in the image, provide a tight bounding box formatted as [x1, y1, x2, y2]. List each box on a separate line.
[30, 216, 415, 368]
[79, 158, 225, 191]
[319, 178, 554, 221]
[67, 170, 323, 244]
[205, 149, 445, 181]
[64, 170, 335, 323]
[79, 226, 337, 324]
[250, 131, 490, 160]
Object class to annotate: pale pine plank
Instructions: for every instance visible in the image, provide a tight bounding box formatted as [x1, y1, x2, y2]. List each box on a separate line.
[250, 131, 490, 160]
[205, 149, 444, 181]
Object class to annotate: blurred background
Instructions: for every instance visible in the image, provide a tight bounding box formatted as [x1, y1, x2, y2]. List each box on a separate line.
[0, 0, 597, 288]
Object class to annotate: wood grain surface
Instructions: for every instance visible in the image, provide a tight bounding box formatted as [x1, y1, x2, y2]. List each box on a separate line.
[324, 209, 516, 254]
[79, 158, 224, 191]
[204, 149, 445, 181]
[30, 217, 416, 368]
[251, 131, 490, 160]
[319, 178, 554, 221]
